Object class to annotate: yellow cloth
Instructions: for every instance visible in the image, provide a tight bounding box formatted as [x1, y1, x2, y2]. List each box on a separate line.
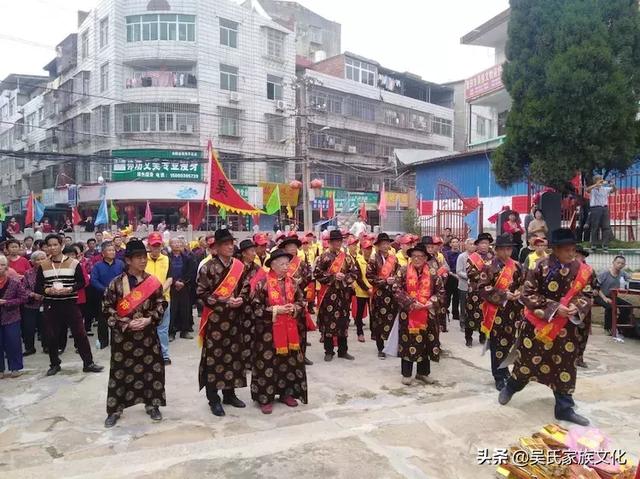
[254, 252, 270, 269]
[353, 253, 372, 298]
[396, 250, 409, 267]
[145, 253, 170, 301]
[527, 251, 547, 270]
[436, 252, 445, 265]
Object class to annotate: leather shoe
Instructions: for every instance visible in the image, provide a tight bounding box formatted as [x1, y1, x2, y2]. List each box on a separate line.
[357, 335, 365, 343]
[260, 403, 273, 414]
[83, 363, 104, 373]
[555, 410, 590, 426]
[164, 358, 172, 366]
[465, 339, 473, 348]
[147, 407, 162, 421]
[46, 365, 61, 376]
[222, 395, 246, 408]
[377, 351, 386, 360]
[338, 352, 355, 360]
[324, 353, 334, 362]
[576, 359, 588, 369]
[304, 357, 314, 366]
[498, 386, 514, 405]
[104, 414, 120, 428]
[210, 402, 226, 417]
[479, 335, 486, 345]
[180, 332, 194, 339]
[169, 334, 176, 342]
[23, 349, 36, 357]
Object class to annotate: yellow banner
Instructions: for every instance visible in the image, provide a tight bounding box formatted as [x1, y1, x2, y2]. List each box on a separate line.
[260, 182, 300, 207]
[385, 192, 409, 208]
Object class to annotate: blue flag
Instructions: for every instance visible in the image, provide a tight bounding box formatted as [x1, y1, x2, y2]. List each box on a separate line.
[95, 198, 108, 226]
[465, 209, 479, 239]
[34, 199, 45, 222]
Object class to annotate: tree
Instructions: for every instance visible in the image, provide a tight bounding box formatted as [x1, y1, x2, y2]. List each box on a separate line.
[493, 0, 640, 190]
[403, 208, 421, 235]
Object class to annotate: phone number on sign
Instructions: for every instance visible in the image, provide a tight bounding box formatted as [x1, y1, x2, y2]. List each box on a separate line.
[476, 448, 628, 466]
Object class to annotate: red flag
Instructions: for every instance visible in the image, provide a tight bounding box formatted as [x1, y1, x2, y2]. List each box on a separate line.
[180, 201, 206, 228]
[179, 201, 190, 219]
[359, 202, 367, 221]
[319, 205, 324, 219]
[378, 184, 387, 219]
[24, 193, 34, 226]
[327, 192, 335, 218]
[144, 201, 153, 223]
[72, 207, 82, 226]
[252, 213, 260, 226]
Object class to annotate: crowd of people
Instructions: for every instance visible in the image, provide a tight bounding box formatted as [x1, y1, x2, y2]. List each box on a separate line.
[0, 223, 633, 430]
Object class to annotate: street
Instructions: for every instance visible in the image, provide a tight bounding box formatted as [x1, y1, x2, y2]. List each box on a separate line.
[1, 317, 638, 479]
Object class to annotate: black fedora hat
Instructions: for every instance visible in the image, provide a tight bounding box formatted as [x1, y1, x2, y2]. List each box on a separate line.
[474, 232, 494, 245]
[421, 235, 434, 245]
[549, 228, 576, 246]
[575, 245, 590, 258]
[125, 239, 147, 258]
[328, 230, 344, 242]
[407, 243, 429, 257]
[374, 232, 392, 245]
[265, 248, 293, 268]
[214, 228, 235, 244]
[238, 239, 256, 253]
[278, 235, 302, 249]
[494, 233, 516, 249]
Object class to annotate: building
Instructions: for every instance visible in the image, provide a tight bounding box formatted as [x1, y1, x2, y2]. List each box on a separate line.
[296, 52, 455, 230]
[0, 0, 297, 229]
[461, 8, 510, 151]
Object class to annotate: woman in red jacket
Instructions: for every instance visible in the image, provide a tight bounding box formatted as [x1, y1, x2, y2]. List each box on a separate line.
[502, 211, 524, 260]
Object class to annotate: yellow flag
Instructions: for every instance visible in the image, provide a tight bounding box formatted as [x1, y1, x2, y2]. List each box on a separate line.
[286, 203, 293, 218]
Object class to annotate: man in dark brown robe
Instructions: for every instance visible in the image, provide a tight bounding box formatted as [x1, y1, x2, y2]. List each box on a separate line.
[366, 232, 399, 359]
[574, 245, 593, 369]
[393, 243, 444, 386]
[237, 239, 262, 372]
[466, 232, 494, 347]
[499, 229, 595, 426]
[103, 239, 167, 428]
[251, 249, 308, 414]
[196, 229, 249, 417]
[477, 234, 524, 391]
[313, 229, 358, 362]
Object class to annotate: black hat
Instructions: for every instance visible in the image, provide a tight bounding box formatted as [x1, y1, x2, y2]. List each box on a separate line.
[575, 245, 590, 258]
[214, 228, 235, 244]
[278, 235, 302, 249]
[494, 233, 516, 249]
[474, 232, 494, 245]
[328, 230, 344, 242]
[125, 239, 147, 258]
[265, 248, 293, 268]
[407, 243, 429, 257]
[374, 232, 392, 245]
[550, 228, 577, 246]
[238, 239, 256, 253]
[421, 235, 434, 245]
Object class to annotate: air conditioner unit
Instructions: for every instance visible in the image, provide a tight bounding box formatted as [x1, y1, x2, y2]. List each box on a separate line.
[347, 145, 357, 154]
[275, 100, 286, 111]
[312, 103, 327, 112]
[229, 92, 241, 103]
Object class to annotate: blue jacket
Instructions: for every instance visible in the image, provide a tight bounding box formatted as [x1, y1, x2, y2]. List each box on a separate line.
[90, 259, 125, 295]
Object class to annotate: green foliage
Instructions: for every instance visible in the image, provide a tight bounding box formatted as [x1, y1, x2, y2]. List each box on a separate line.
[403, 208, 421, 235]
[494, 0, 640, 189]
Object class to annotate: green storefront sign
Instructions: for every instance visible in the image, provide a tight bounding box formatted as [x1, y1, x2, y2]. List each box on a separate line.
[111, 149, 203, 181]
[317, 189, 379, 210]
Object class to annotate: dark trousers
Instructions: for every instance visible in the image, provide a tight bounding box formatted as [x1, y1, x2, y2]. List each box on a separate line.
[445, 276, 459, 320]
[594, 296, 631, 331]
[95, 292, 110, 348]
[376, 337, 385, 352]
[489, 336, 509, 386]
[43, 301, 94, 368]
[401, 357, 430, 377]
[85, 287, 100, 331]
[169, 286, 193, 334]
[0, 321, 23, 372]
[21, 307, 42, 352]
[353, 297, 368, 336]
[504, 377, 575, 416]
[589, 206, 611, 247]
[458, 290, 467, 329]
[324, 336, 348, 355]
[205, 384, 236, 404]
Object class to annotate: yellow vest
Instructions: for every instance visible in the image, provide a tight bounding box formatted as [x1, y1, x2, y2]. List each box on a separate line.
[527, 251, 547, 270]
[145, 253, 170, 301]
[353, 253, 372, 298]
[254, 252, 270, 269]
[396, 250, 409, 267]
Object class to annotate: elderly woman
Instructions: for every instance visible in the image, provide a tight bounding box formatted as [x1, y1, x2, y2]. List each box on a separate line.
[251, 249, 308, 414]
[168, 238, 196, 341]
[21, 251, 47, 355]
[527, 209, 549, 238]
[0, 255, 28, 378]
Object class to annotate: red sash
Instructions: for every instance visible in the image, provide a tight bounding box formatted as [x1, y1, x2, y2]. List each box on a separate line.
[524, 262, 593, 344]
[468, 252, 485, 271]
[379, 254, 397, 280]
[198, 258, 244, 347]
[116, 275, 162, 317]
[287, 255, 301, 276]
[249, 267, 267, 294]
[267, 271, 300, 355]
[481, 258, 517, 335]
[436, 265, 448, 278]
[317, 251, 346, 309]
[406, 264, 432, 334]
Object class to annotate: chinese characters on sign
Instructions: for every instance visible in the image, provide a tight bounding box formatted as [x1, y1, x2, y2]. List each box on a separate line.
[111, 149, 203, 181]
[476, 448, 628, 467]
[465, 64, 504, 101]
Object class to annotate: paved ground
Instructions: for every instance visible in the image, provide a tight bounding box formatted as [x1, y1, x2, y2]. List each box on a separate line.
[1, 317, 639, 479]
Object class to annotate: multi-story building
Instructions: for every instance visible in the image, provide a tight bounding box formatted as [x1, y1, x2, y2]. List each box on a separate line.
[0, 0, 297, 228]
[296, 52, 455, 229]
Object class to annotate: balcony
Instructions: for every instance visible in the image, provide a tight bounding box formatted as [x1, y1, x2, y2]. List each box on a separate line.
[125, 71, 197, 89]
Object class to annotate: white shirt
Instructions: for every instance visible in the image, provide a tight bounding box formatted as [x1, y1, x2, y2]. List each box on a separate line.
[350, 221, 366, 237]
[590, 186, 613, 207]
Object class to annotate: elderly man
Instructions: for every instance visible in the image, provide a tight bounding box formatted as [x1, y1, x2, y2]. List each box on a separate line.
[499, 229, 594, 426]
[456, 238, 475, 333]
[145, 232, 173, 365]
[444, 237, 461, 323]
[168, 238, 196, 341]
[594, 255, 631, 335]
[465, 232, 494, 347]
[586, 175, 616, 251]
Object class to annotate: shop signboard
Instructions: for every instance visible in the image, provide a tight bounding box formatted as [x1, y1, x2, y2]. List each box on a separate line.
[112, 149, 203, 181]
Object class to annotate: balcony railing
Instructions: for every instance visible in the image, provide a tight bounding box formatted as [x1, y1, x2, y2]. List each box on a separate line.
[125, 71, 197, 89]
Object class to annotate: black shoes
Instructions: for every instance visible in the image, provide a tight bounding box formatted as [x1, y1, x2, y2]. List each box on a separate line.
[338, 352, 355, 360]
[222, 394, 246, 408]
[180, 332, 194, 339]
[210, 402, 226, 417]
[304, 357, 314, 366]
[495, 378, 507, 391]
[46, 365, 61, 376]
[169, 334, 176, 342]
[324, 353, 334, 362]
[465, 339, 473, 348]
[378, 351, 386, 360]
[479, 335, 486, 345]
[164, 358, 172, 366]
[498, 387, 514, 405]
[146, 406, 162, 421]
[23, 349, 36, 357]
[556, 410, 590, 426]
[104, 414, 120, 428]
[83, 363, 104, 373]
[576, 359, 588, 369]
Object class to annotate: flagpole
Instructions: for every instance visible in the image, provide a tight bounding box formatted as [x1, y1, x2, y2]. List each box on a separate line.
[205, 141, 212, 232]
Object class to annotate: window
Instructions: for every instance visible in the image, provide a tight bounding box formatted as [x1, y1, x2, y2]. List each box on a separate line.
[126, 14, 195, 42]
[100, 17, 109, 48]
[119, 104, 198, 134]
[100, 63, 109, 92]
[81, 30, 89, 59]
[265, 28, 285, 60]
[266, 115, 285, 141]
[346, 57, 376, 86]
[25, 113, 36, 134]
[312, 171, 343, 188]
[220, 18, 238, 48]
[309, 26, 323, 44]
[94, 105, 110, 135]
[221, 161, 239, 181]
[38, 107, 44, 125]
[267, 162, 285, 183]
[218, 107, 241, 137]
[432, 117, 453, 137]
[346, 97, 375, 122]
[266, 75, 283, 100]
[220, 64, 238, 92]
[476, 116, 487, 136]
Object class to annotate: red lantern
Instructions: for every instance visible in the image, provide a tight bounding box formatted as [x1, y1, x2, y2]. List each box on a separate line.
[310, 178, 323, 189]
[289, 180, 302, 190]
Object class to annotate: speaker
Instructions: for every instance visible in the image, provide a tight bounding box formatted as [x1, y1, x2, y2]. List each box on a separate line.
[539, 192, 562, 233]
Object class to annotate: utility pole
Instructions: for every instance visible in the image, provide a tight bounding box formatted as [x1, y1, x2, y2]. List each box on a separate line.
[298, 78, 313, 232]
